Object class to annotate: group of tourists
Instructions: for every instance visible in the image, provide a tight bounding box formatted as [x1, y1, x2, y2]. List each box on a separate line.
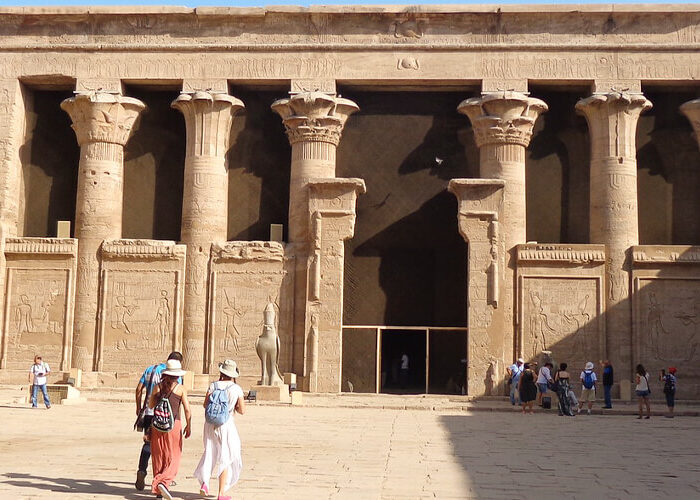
[133, 351, 245, 500]
[507, 358, 678, 418]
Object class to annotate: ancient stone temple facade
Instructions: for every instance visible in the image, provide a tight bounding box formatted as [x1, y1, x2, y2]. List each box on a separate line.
[1, 5, 700, 397]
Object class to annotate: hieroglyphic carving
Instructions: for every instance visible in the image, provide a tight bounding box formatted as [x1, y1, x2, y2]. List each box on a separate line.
[636, 280, 700, 363]
[521, 278, 602, 365]
[208, 242, 292, 380]
[448, 179, 506, 396]
[1, 238, 77, 370]
[97, 239, 185, 372]
[397, 57, 420, 70]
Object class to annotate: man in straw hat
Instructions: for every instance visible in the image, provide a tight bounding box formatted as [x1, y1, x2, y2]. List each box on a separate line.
[134, 351, 183, 491]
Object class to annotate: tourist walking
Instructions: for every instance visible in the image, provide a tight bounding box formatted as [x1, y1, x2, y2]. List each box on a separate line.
[28, 355, 51, 409]
[554, 362, 575, 417]
[536, 362, 554, 406]
[602, 360, 614, 409]
[518, 363, 537, 414]
[148, 359, 191, 500]
[635, 364, 652, 419]
[578, 361, 597, 415]
[134, 351, 183, 491]
[660, 367, 677, 418]
[507, 358, 524, 405]
[194, 359, 246, 500]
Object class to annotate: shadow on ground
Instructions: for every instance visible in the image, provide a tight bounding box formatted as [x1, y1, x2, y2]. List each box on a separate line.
[1, 473, 201, 500]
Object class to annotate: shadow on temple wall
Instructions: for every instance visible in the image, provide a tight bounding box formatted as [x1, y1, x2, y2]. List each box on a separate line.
[348, 192, 467, 327]
[23, 90, 79, 237]
[123, 89, 185, 241]
[227, 90, 290, 241]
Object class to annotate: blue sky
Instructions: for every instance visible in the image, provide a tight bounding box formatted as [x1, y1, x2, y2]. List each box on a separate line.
[0, 0, 691, 7]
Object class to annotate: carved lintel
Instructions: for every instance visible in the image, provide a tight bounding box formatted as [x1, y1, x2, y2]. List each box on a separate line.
[632, 245, 700, 264]
[516, 244, 607, 264]
[100, 239, 186, 260]
[181, 79, 229, 93]
[75, 78, 123, 95]
[4, 237, 78, 256]
[290, 79, 336, 95]
[210, 241, 285, 262]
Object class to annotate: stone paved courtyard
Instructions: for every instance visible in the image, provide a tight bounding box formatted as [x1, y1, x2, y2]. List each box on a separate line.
[1, 399, 698, 499]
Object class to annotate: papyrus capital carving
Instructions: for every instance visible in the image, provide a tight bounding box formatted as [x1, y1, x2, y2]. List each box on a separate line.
[60, 92, 145, 146]
[271, 92, 359, 146]
[457, 91, 548, 148]
[576, 91, 652, 159]
[171, 91, 244, 158]
[680, 98, 700, 148]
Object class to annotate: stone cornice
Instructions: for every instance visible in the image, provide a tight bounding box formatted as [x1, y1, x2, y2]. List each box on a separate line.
[4, 237, 77, 256]
[100, 239, 186, 259]
[516, 244, 606, 264]
[1, 8, 698, 53]
[632, 245, 700, 264]
[210, 241, 285, 262]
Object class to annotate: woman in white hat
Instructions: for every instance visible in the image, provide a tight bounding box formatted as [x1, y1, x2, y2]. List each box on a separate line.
[148, 359, 192, 500]
[194, 359, 245, 500]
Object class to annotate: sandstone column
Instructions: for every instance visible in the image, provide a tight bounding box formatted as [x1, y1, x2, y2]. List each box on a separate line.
[271, 91, 359, 387]
[61, 92, 145, 370]
[458, 92, 547, 366]
[576, 90, 651, 375]
[172, 91, 244, 372]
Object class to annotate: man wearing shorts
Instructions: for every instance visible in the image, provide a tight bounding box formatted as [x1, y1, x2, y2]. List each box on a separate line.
[578, 361, 597, 415]
[536, 362, 554, 406]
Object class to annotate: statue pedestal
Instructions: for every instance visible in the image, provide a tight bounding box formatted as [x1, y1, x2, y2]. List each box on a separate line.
[251, 384, 290, 403]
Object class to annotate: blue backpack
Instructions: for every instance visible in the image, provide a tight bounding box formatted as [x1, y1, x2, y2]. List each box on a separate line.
[583, 370, 595, 390]
[205, 384, 231, 426]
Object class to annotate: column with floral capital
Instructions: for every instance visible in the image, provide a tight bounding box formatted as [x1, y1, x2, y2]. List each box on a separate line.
[61, 92, 145, 371]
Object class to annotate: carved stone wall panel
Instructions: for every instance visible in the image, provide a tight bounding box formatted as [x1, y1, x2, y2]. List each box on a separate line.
[632, 245, 700, 397]
[448, 179, 506, 396]
[519, 277, 603, 367]
[304, 178, 365, 393]
[208, 241, 293, 385]
[516, 244, 606, 372]
[97, 240, 185, 372]
[1, 238, 77, 370]
[0, 79, 25, 237]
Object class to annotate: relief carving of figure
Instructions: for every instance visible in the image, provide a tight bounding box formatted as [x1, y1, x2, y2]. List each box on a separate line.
[255, 301, 283, 386]
[647, 292, 667, 348]
[112, 295, 138, 335]
[154, 290, 171, 350]
[529, 290, 555, 358]
[222, 290, 246, 354]
[15, 295, 34, 334]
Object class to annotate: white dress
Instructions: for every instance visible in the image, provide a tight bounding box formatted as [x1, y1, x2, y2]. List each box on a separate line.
[194, 381, 244, 490]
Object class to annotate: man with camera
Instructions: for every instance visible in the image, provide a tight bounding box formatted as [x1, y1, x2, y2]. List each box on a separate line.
[28, 355, 51, 409]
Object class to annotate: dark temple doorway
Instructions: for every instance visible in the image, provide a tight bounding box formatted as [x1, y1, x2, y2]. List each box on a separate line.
[380, 329, 426, 394]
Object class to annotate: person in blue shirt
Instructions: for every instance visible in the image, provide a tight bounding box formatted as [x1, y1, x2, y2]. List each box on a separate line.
[602, 360, 614, 409]
[134, 351, 183, 491]
[507, 358, 524, 405]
